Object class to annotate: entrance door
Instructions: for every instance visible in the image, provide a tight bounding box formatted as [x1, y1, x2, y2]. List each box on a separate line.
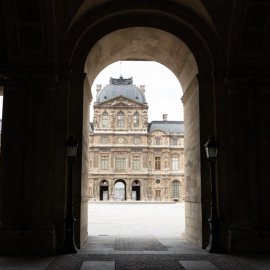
[100, 186, 108, 200]
[155, 190, 161, 201]
[132, 186, 140, 200]
[114, 181, 126, 201]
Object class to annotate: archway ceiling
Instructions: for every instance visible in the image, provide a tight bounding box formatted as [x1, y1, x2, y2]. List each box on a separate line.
[84, 27, 198, 94]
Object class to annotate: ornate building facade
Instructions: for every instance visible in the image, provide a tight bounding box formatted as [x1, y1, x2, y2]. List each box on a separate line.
[89, 77, 184, 201]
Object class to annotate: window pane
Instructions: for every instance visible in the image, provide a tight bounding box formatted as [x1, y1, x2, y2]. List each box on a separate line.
[172, 157, 178, 170]
[173, 139, 177, 145]
[173, 181, 179, 197]
[134, 137, 139, 144]
[155, 157, 161, 170]
[115, 154, 126, 170]
[101, 156, 108, 170]
[134, 112, 139, 127]
[117, 112, 124, 127]
[156, 138, 160, 145]
[102, 112, 108, 127]
[102, 137, 107, 144]
[133, 156, 140, 170]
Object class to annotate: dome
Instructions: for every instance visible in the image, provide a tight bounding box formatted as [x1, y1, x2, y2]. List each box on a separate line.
[96, 77, 147, 104]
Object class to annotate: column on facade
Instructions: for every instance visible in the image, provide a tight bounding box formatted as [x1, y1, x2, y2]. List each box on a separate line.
[108, 178, 113, 201]
[126, 178, 131, 201]
[143, 178, 148, 201]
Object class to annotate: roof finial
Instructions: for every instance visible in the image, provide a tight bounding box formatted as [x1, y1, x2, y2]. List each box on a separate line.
[120, 61, 122, 79]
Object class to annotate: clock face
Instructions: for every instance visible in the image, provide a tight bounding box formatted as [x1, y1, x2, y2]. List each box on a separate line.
[118, 137, 124, 143]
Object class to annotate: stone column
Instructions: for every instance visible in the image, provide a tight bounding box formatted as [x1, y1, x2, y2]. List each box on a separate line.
[226, 76, 262, 252]
[0, 72, 57, 253]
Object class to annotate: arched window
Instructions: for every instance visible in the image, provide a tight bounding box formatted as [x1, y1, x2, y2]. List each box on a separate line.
[117, 112, 124, 127]
[102, 112, 108, 127]
[115, 154, 126, 171]
[173, 181, 179, 197]
[133, 112, 139, 127]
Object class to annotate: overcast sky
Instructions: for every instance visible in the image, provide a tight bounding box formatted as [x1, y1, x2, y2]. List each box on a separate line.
[0, 61, 184, 121]
[90, 61, 184, 122]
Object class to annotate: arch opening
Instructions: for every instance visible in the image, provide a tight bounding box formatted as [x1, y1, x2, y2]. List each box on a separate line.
[114, 180, 126, 201]
[68, 25, 215, 250]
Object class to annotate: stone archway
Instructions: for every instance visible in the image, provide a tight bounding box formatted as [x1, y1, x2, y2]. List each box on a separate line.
[114, 180, 126, 201]
[64, 6, 219, 249]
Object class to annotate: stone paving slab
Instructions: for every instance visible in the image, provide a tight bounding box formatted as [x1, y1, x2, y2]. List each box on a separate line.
[45, 254, 258, 270]
[115, 238, 167, 251]
[179, 260, 218, 269]
[80, 261, 115, 270]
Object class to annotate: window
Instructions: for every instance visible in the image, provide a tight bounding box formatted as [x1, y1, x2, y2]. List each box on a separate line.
[102, 137, 107, 144]
[155, 157, 161, 170]
[102, 112, 108, 127]
[156, 138, 160, 145]
[172, 157, 178, 170]
[133, 112, 139, 127]
[117, 112, 124, 127]
[134, 137, 139, 144]
[173, 181, 179, 197]
[101, 156, 108, 170]
[173, 139, 177, 145]
[115, 154, 126, 171]
[133, 156, 140, 170]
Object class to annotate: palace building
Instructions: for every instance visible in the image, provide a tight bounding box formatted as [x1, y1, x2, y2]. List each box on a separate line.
[88, 77, 184, 202]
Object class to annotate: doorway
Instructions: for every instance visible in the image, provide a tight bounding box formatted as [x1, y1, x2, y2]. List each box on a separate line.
[100, 180, 109, 201]
[155, 190, 161, 201]
[114, 180, 126, 201]
[132, 180, 141, 201]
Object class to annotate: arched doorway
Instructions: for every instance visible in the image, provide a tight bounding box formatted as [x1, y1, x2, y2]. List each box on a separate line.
[114, 180, 126, 201]
[100, 180, 109, 201]
[64, 3, 219, 249]
[132, 180, 141, 201]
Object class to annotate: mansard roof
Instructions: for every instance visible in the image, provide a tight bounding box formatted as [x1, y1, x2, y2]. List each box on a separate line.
[148, 121, 184, 134]
[96, 76, 147, 104]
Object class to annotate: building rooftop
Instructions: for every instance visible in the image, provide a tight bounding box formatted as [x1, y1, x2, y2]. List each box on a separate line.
[148, 121, 184, 134]
[96, 77, 147, 104]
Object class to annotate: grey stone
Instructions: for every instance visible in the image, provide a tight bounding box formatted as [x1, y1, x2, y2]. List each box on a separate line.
[179, 261, 218, 269]
[80, 261, 115, 270]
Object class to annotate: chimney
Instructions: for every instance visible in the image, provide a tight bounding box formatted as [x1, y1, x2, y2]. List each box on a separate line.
[163, 114, 168, 121]
[140, 85, 145, 92]
[96, 84, 102, 98]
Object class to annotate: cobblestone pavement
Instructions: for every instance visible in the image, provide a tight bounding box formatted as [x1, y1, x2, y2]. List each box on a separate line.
[45, 254, 257, 270]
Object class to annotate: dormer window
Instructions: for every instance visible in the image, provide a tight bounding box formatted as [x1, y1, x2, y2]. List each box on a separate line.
[102, 112, 108, 127]
[133, 112, 139, 127]
[117, 112, 124, 127]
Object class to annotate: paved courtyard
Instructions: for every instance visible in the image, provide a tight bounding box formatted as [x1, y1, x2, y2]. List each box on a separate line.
[87, 202, 185, 238]
[0, 202, 269, 269]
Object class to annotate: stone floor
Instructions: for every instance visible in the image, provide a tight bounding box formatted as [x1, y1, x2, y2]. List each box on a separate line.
[0, 202, 269, 270]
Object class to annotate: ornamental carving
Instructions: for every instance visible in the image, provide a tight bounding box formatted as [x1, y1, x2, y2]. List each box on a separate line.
[93, 109, 99, 127]
[89, 135, 94, 144]
[114, 137, 128, 144]
[142, 110, 148, 125]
